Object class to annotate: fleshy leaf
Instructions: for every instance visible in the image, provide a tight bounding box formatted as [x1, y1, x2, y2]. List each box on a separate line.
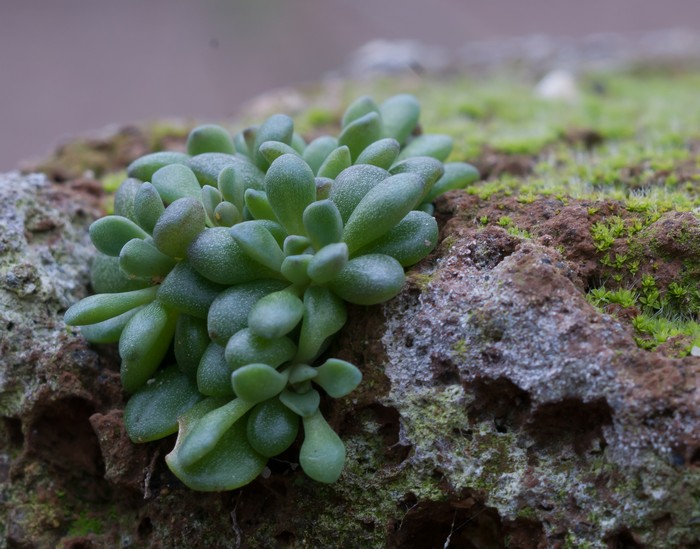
[244, 188, 278, 222]
[296, 286, 347, 362]
[423, 162, 480, 202]
[265, 154, 316, 235]
[337, 112, 382, 161]
[288, 363, 318, 385]
[316, 146, 351, 179]
[248, 290, 304, 339]
[113, 178, 141, 221]
[258, 140, 300, 164]
[306, 242, 349, 284]
[213, 201, 241, 227]
[314, 359, 362, 398]
[78, 306, 143, 344]
[152, 197, 206, 259]
[90, 254, 150, 294]
[299, 410, 346, 483]
[124, 365, 202, 443]
[283, 235, 312, 257]
[389, 156, 445, 200]
[217, 166, 245, 211]
[328, 254, 405, 305]
[197, 343, 235, 398]
[328, 164, 389, 223]
[225, 328, 297, 371]
[231, 363, 289, 403]
[342, 95, 380, 128]
[230, 221, 285, 272]
[187, 153, 264, 190]
[157, 261, 226, 319]
[187, 124, 235, 156]
[303, 136, 338, 174]
[379, 94, 420, 145]
[127, 151, 190, 181]
[315, 177, 333, 200]
[119, 238, 177, 281]
[253, 114, 295, 170]
[280, 254, 313, 286]
[151, 164, 202, 204]
[174, 314, 210, 380]
[89, 215, 149, 257]
[201, 185, 222, 226]
[134, 182, 165, 233]
[64, 286, 157, 326]
[397, 134, 453, 162]
[291, 133, 307, 154]
[279, 388, 321, 418]
[303, 200, 343, 251]
[354, 138, 400, 169]
[247, 398, 300, 458]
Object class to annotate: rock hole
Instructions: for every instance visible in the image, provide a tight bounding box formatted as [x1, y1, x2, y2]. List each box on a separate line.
[369, 404, 411, 465]
[605, 527, 644, 548]
[467, 377, 531, 432]
[689, 446, 700, 467]
[137, 516, 153, 539]
[274, 531, 295, 545]
[3, 417, 23, 447]
[6, 321, 14, 331]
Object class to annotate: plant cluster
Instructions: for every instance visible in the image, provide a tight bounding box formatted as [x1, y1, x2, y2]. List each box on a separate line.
[64, 94, 478, 491]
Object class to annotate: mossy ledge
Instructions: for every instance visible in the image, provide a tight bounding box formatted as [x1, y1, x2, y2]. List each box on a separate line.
[2, 65, 700, 547]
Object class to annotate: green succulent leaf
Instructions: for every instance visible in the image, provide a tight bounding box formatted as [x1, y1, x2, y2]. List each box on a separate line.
[157, 261, 226, 319]
[354, 137, 400, 169]
[306, 242, 349, 284]
[207, 279, 288, 345]
[314, 359, 362, 398]
[152, 197, 206, 259]
[423, 162, 480, 202]
[166, 398, 266, 491]
[247, 398, 300, 457]
[172, 397, 256, 468]
[253, 114, 295, 170]
[297, 286, 347, 362]
[389, 156, 445, 200]
[303, 200, 343, 251]
[288, 363, 318, 385]
[119, 238, 177, 281]
[188, 227, 282, 285]
[134, 182, 165, 233]
[338, 112, 382, 161]
[174, 314, 210, 380]
[397, 134, 453, 162]
[113, 178, 141, 222]
[187, 153, 264, 190]
[230, 221, 285, 272]
[342, 95, 380, 128]
[283, 235, 312, 256]
[200, 185, 222, 226]
[280, 254, 313, 286]
[231, 363, 289, 403]
[316, 146, 352, 179]
[248, 290, 304, 339]
[303, 136, 338, 174]
[265, 154, 316, 235]
[258, 140, 300, 164]
[124, 365, 202, 443]
[300, 410, 346, 483]
[127, 151, 190, 181]
[328, 164, 389, 223]
[197, 343, 235, 398]
[315, 177, 333, 200]
[341, 173, 424, 253]
[355, 210, 438, 266]
[217, 166, 245, 211]
[119, 300, 178, 393]
[291, 133, 307, 154]
[90, 254, 150, 294]
[233, 126, 258, 158]
[212, 201, 241, 227]
[89, 215, 149, 257]
[64, 285, 157, 326]
[379, 94, 420, 145]
[279, 388, 321, 418]
[78, 306, 143, 344]
[187, 124, 235, 156]
[225, 328, 297, 371]
[151, 164, 202, 204]
[328, 254, 405, 305]
[244, 188, 278, 222]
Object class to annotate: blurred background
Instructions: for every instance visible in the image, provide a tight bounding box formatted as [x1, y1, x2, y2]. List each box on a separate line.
[2, 0, 700, 170]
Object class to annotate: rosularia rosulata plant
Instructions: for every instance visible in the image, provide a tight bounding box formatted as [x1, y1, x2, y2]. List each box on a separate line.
[65, 94, 479, 491]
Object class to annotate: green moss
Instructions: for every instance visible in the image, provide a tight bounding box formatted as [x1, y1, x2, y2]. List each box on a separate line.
[67, 513, 104, 536]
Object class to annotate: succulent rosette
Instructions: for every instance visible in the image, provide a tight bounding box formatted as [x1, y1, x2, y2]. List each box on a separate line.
[64, 94, 479, 491]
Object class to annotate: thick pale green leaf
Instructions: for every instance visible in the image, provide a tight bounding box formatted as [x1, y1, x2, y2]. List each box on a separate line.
[291, 132, 307, 154]
[258, 140, 300, 164]
[224, 328, 296, 370]
[188, 227, 282, 285]
[379, 94, 420, 145]
[197, 343, 235, 398]
[328, 164, 389, 223]
[389, 156, 444, 200]
[134, 182, 165, 233]
[306, 242, 348, 284]
[316, 146, 351, 179]
[230, 221, 285, 272]
[165, 400, 266, 491]
[423, 162, 480, 202]
[233, 126, 258, 158]
[303, 136, 338, 174]
[342, 173, 423, 253]
[253, 114, 295, 170]
[89, 215, 149, 257]
[279, 388, 320, 418]
[152, 197, 206, 259]
[187, 124, 235, 156]
[174, 314, 210, 380]
[303, 200, 343, 251]
[247, 398, 299, 457]
[337, 112, 382, 161]
[78, 306, 143, 344]
[207, 280, 288, 345]
[265, 154, 316, 236]
[397, 134, 453, 162]
[355, 138, 400, 169]
[113, 178, 141, 221]
[288, 363, 317, 385]
[355, 210, 438, 266]
[187, 153, 264, 189]
[127, 151, 190, 181]
[300, 410, 346, 483]
[90, 253, 150, 294]
[342, 95, 380, 128]
[201, 185, 222, 226]
[244, 188, 278, 222]
[283, 235, 311, 257]
[119, 300, 178, 393]
[217, 166, 245, 210]
[328, 254, 405, 305]
[124, 365, 202, 442]
[64, 285, 157, 326]
[315, 177, 333, 200]
[314, 359, 362, 398]
[296, 286, 347, 362]
[248, 290, 303, 339]
[119, 238, 176, 281]
[280, 254, 313, 286]
[231, 364, 289, 403]
[151, 164, 202, 204]
[212, 201, 241, 227]
[157, 261, 226, 318]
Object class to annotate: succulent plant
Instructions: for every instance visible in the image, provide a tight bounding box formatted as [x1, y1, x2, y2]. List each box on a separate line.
[64, 94, 479, 491]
